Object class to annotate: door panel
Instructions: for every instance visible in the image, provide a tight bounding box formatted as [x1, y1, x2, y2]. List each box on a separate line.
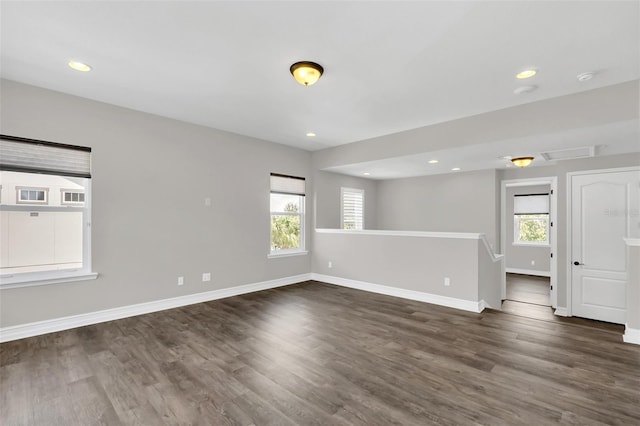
[571, 169, 640, 324]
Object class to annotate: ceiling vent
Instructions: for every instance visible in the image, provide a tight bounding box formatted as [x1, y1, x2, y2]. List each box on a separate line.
[541, 146, 597, 161]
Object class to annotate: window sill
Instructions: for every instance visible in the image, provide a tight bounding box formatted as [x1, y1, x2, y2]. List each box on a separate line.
[512, 242, 550, 248]
[268, 250, 309, 259]
[0, 271, 98, 290]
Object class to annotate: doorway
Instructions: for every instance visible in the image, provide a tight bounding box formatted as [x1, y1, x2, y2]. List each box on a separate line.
[500, 177, 557, 311]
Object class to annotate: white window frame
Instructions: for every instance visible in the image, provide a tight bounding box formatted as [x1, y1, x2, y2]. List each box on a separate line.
[0, 134, 97, 289]
[341, 187, 365, 230]
[16, 186, 49, 205]
[269, 174, 307, 258]
[61, 189, 86, 206]
[513, 213, 550, 246]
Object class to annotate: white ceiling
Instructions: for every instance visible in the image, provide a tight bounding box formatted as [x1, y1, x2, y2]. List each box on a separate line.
[1, 1, 639, 176]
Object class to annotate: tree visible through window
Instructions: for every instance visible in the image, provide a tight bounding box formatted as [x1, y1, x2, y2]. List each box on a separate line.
[270, 173, 305, 254]
[513, 193, 549, 245]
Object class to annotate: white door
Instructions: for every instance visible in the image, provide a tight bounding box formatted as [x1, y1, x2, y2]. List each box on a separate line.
[571, 169, 640, 324]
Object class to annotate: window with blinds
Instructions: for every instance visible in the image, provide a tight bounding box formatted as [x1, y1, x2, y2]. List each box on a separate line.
[341, 187, 364, 230]
[0, 135, 94, 287]
[269, 173, 306, 255]
[513, 193, 549, 245]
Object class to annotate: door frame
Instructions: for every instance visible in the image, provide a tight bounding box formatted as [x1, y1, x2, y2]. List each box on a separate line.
[500, 176, 557, 307]
[566, 166, 640, 317]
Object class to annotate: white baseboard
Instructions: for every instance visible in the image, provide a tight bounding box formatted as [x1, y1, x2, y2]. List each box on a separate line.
[623, 326, 640, 345]
[310, 273, 485, 313]
[554, 307, 569, 317]
[506, 268, 551, 277]
[0, 273, 311, 343]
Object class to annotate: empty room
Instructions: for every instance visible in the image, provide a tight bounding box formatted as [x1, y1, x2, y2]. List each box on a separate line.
[1, 1, 639, 425]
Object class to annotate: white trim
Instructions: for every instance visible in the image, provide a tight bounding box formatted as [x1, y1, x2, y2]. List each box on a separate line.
[623, 326, 640, 345]
[506, 268, 551, 277]
[1, 271, 98, 289]
[0, 273, 311, 343]
[566, 166, 640, 318]
[624, 238, 640, 247]
[554, 307, 569, 317]
[267, 250, 308, 259]
[315, 228, 484, 240]
[501, 176, 557, 307]
[310, 273, 486, 313]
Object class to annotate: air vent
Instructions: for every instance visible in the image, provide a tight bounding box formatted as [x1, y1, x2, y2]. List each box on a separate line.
[541, 146, 596, 161]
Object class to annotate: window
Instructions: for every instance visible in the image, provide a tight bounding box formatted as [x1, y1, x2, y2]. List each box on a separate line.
[341, 187, 364, 230]
[514, 193, 549, 245]
[61, 190, 85, 205]
[0, 135, 95, 287]
[17, 187, 49, 204]
[270, 173, 306, 255]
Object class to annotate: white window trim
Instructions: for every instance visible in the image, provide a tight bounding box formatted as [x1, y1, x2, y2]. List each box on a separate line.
[16, 186, 49, 205]
[341, 187, 365, 230]
[61, 188, 86, 206]
[269, 193, 306, 256]
[1, 179, 95, 289]
[513, 214, 550, 246]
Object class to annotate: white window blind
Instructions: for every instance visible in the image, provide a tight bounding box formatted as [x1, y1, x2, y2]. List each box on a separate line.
[270, 173, 305, 195]
[514, 193, 549, 215]
[0, 135, 91, 178]
[342, 187, 364, 230]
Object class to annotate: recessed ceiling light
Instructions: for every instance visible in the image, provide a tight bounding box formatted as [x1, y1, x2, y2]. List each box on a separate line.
[306, 132, 316, 137]
[68, 60, 92, 72]
[428, 160, 439, 164]
[363, 172, 371, 176]
[451, 167, 461, 171]
[514, 85, 538, 95]
[516, 69, 537, 79]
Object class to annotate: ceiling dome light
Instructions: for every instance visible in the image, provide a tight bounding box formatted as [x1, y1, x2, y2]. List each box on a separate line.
[516, 69, 537, 79]
[577, 71, 595, 82]
[514, 85, 538, 95]
[511, 157, 534, 167]
[290, 61, 324, 86]
[68, 60, 92, 72]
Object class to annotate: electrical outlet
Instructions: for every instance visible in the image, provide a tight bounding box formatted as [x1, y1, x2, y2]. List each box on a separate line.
[328, 261, 333, 268]
[204, 197, 212, 207]
[444, 277, 450, 286]
[202, 273, 211, 282]
[177, 276, 184, 286]
[531, 260, 536, 266]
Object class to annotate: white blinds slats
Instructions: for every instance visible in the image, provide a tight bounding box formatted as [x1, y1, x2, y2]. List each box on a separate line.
[342, 188, 364, 230]
[0, 137, 91, 178]
[270, 174, 305, 196]
[514, 194, 549, 215]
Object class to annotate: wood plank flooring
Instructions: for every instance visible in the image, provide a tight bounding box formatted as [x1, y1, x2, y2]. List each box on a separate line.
[2, 281, 639, 425]
[506, 273, 551, 306]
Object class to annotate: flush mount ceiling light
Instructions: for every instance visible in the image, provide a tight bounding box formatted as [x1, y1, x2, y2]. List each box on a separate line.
[290, 61, 324, 86]
[363, 172, 371, 176]
[516, 69, 537, 79]
[451, 167, 461, 171]
[577, 71, 595, 82]
[511, 157, 534, 167]
[428, 159, 439, 164]
[68, 60, 92, 72]
[306, 132, 316, 137]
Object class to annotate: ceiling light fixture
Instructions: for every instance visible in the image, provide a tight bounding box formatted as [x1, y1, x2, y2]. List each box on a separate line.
[363, 172, 371, 176]
[516, 69, 537, 79]
[451, 167, 461, 171]
[577, 71, 595, 82]
[68, 60, 92, 72]
[511, 157, 534, 167]
[290, 61, 324, 86]
[306, 132, 316, 137]
[428, 160, 439, 164]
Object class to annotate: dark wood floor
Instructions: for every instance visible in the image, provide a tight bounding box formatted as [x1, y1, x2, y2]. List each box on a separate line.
[506, 273, 551, 306]
[2, 281, 639, 425]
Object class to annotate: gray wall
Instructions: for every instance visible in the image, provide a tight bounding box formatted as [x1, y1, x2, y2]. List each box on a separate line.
[505, 184, 551, 273]
[376, 169, 499, 250]
[501, 153, 640, 308]
[314, 171, 378, 229]
[0, 79, 312, 327]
